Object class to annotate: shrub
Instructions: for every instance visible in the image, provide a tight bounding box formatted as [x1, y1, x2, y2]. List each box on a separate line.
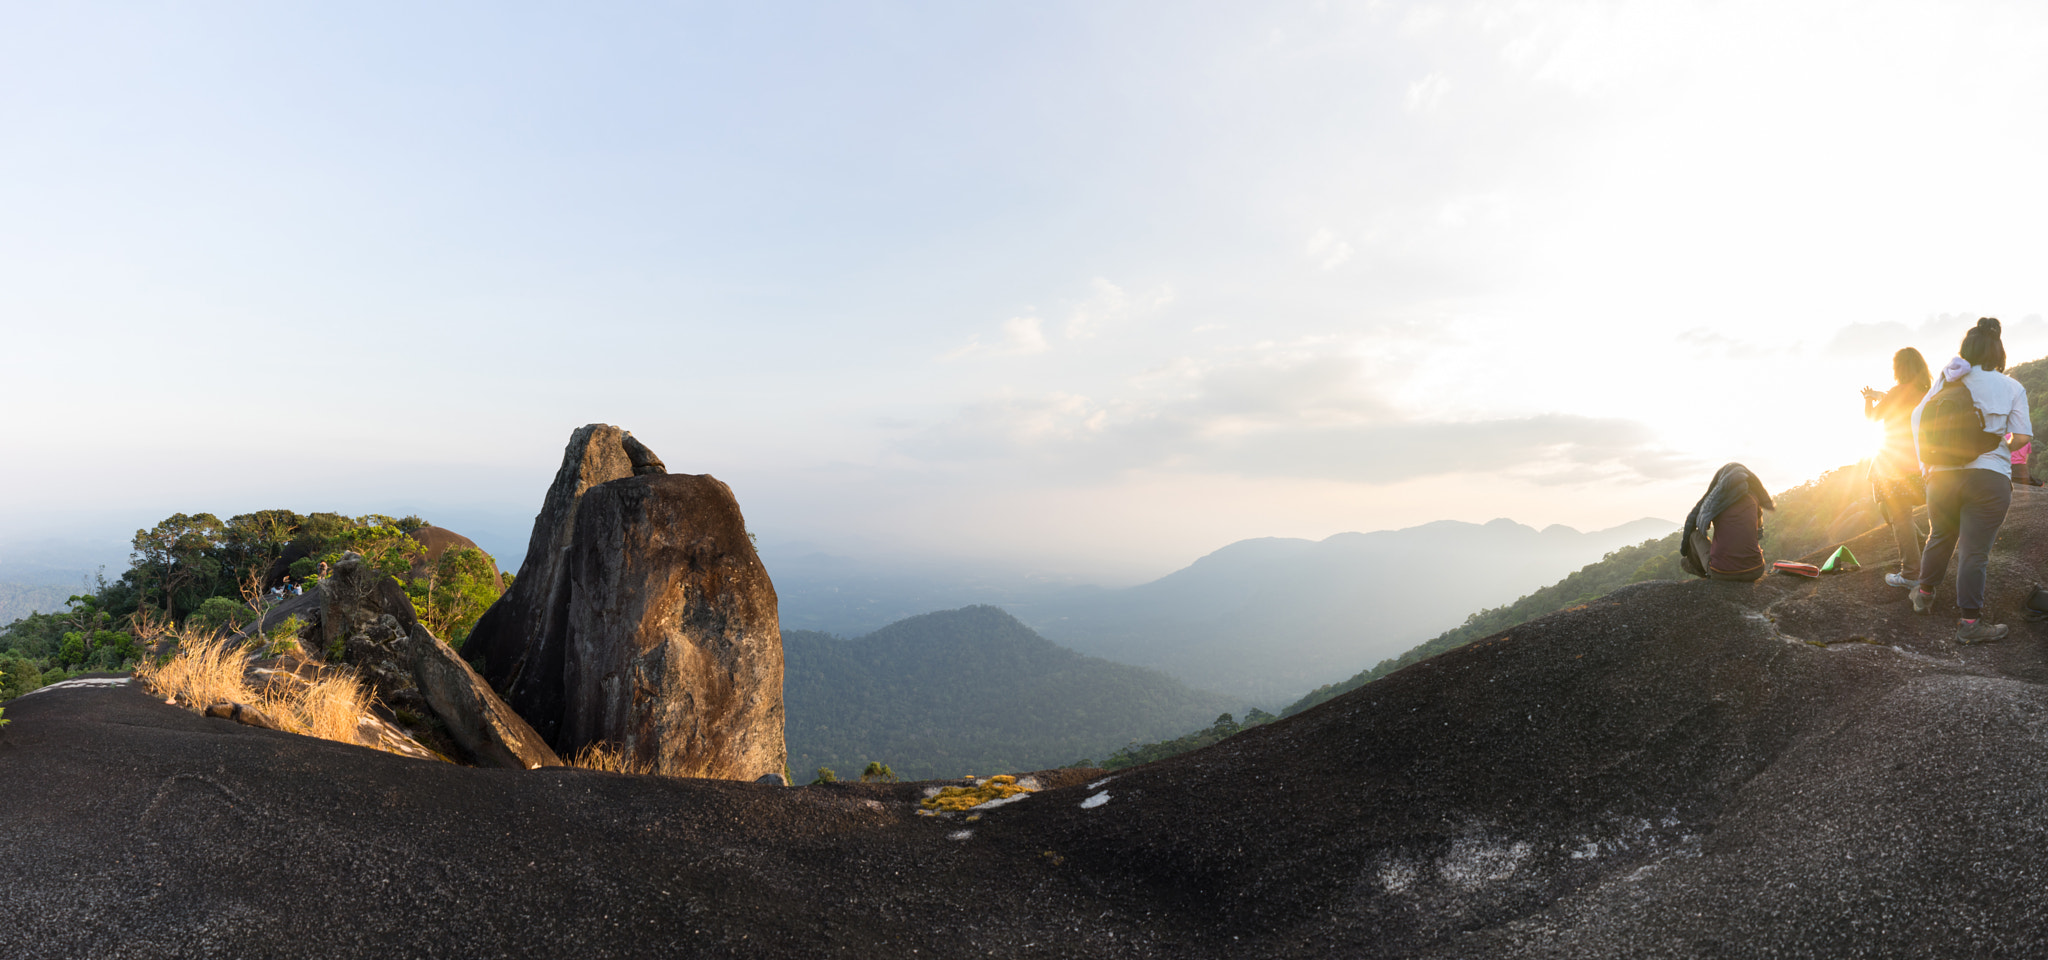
[860, 761, 897, 783]
[262, 615, 307, 657]
[0, 656, 39, 700]
[811, 767, 839, 784]
[186, 596, 249, 632]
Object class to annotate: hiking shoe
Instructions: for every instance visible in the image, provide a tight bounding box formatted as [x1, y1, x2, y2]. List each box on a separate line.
[1886, 573, 1916, 588]
[1956, 619, 2010, 644]
[1911, 588, 1935, 614]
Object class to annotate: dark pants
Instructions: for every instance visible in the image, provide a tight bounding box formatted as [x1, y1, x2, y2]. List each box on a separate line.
[1919, 468, 2012, 614]
[1876, 486, 1925, 581]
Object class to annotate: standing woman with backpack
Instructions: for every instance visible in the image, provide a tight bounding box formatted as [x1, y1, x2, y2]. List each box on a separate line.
[1909, 318, 2033, 642]
[1863, 348, 1933, 588]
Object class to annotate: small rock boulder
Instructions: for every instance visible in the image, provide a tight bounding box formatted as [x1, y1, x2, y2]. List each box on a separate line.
[203, 701, 282, 731]
[318, 554, 422, 661]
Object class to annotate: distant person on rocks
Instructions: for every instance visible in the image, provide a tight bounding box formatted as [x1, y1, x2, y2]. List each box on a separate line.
[1863, 347, 1933, 588]
[2010, 433, 2038, 486]
[1907, 318, 2031, 643]
[1680, 463, 1775, 582]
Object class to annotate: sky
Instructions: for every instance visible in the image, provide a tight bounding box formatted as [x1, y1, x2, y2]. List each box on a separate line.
[4, 1, 2048, 584]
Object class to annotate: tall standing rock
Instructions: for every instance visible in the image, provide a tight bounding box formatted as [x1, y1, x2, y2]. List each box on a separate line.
[559, 474, 785, 780]
[467, 424, 667, 741]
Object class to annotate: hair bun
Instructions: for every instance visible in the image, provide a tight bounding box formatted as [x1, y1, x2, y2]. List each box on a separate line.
[1977, 316, 2002, 333]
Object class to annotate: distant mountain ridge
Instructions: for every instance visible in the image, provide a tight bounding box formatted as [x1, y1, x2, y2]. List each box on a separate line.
[783, 605, 1238, 781]
[1011, 516, 1678, 704]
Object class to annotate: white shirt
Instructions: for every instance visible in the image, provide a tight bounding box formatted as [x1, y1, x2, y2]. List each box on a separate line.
[1912, 365, 2033, 477]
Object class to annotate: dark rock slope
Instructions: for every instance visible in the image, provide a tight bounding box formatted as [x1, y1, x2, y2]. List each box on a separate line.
[11, 490, 2048, 958]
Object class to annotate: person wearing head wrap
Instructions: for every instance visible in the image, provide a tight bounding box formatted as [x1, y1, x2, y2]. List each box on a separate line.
[1906, 318, 2033, 643]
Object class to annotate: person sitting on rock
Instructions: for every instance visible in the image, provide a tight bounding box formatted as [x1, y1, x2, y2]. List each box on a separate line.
[1680, 463, 1774, 582]
[1908, 318, 2032, 643]
[1863, 347, 1933, 588]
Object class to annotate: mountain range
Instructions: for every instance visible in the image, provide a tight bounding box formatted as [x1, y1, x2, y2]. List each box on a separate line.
[1008, 516, 1677, 704]
[783, 605, 1236, 781]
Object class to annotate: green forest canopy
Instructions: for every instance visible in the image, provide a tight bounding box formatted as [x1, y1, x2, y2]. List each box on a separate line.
[0, 510, 506, 695]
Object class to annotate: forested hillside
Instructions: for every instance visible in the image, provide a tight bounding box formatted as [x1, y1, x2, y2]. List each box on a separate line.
[784, 605, 1238, 781]
[0, 510, 505, 696]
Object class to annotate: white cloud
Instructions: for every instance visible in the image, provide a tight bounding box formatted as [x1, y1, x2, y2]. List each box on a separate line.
[1405, 71, 1450, 112]
[1064, 277, 1173, 340]
[942, 314, 1050, 361]
[1304, 229, 1354, 271]
[1827, 314, 2048, 361]
[902, 346, 1692, 486]
[947, 278, 1173, 359]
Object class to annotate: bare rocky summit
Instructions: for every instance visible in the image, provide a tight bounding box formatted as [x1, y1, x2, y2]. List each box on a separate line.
[15, 488, 2048, 957]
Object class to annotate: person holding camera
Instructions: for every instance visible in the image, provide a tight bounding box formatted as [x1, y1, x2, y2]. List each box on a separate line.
[1864, 347, 1932, 588]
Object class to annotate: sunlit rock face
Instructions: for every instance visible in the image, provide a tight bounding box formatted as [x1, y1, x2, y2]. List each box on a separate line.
[558, 473, 785, 781]
[468, 424, 784, 780]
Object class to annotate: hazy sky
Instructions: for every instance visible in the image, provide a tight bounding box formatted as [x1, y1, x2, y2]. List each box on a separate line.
[5, 1, 2047, 581]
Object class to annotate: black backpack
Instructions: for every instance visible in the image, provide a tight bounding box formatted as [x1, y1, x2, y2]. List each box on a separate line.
[1917, 379, 2003, 466]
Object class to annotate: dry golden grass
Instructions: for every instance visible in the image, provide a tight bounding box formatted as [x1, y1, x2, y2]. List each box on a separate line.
[135, 632, 375, 748]
[136, 633, 255, 715]
[569, 741, 657, 776]
[289, 675, 372, 743]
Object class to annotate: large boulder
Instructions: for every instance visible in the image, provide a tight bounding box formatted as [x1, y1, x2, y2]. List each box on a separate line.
[317, 553, 559, 770]
[559, 473, 784, 780]
[467, 424, 665, 735]
[405, 623, 562, 770]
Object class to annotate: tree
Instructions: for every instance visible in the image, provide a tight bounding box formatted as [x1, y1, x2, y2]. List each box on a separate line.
[129, 513, 226, 619]
[860, 761, 897, 783]
[61, 592, 112, 659]
[411, 547, 500, 644]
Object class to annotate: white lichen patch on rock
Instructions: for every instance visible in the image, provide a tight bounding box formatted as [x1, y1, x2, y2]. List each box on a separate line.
[1087, 775, 1116, 790]
[1080, 790, 1111, 809]
[1377, 859, 1419, 895]
[21, 677, 133, 697]
[1436, 839, 1532, 892]
[948, 830, 973, 841]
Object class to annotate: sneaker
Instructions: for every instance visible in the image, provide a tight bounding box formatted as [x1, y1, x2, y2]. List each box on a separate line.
[1911, 588, 1935, 614]
[1956, 619, 2010, 644]
[1886, 573, 1916, 588]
